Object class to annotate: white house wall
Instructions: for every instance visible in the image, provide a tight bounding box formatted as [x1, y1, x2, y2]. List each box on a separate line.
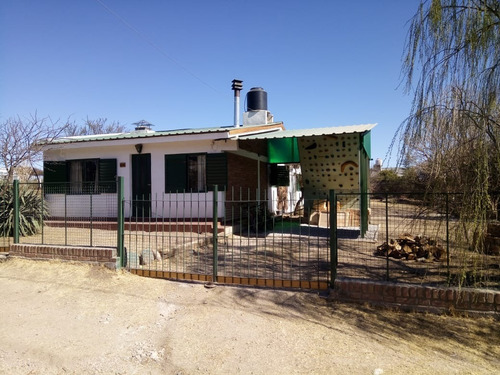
[44, 137, 238, 218]
[45, 194, 117, 218]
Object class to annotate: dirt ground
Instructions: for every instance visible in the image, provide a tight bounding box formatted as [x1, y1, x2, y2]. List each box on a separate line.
[0, 258, 499, 375]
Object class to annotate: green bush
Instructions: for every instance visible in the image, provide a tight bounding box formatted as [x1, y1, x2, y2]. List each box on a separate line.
[0, 182, 46, 237]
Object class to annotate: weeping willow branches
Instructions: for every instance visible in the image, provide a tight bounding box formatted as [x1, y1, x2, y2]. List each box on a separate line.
[398, 0, 500, 194]
[397, 0, 500, 254]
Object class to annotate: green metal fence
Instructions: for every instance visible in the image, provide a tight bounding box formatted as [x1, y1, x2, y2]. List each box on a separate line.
[0, 181, 119, 248]
[333, 192, 500, 289]
[122, 187, 330, 289]
[2, 180, 499, 290]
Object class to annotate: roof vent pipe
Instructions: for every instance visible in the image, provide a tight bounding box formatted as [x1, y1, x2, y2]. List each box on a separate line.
[231, 79, 243, 127]
[133, 120, 154, 131]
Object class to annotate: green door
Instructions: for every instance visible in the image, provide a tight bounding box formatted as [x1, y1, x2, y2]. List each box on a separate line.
[132, 153, 151, 218]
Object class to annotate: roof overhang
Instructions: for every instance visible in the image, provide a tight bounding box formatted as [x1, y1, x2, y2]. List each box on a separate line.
[40, 122, 285, 149]
[238, 123, 376, 140]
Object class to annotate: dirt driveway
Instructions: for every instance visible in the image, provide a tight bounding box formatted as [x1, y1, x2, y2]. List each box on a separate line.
[0, 258, 499, 375]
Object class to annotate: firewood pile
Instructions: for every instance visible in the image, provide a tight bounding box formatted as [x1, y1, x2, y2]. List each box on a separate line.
[375, 233, 446, 261]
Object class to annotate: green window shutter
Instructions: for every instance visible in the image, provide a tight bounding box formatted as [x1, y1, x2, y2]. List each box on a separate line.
[99, 159, 117, 193]
[206, 153, 227, 191]
[270, 164, 290, 186]
[165, 154, 187, 192]
[43, 161, 67, 193]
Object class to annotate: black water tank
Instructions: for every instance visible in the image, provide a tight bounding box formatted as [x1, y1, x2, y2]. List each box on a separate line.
[246, 87, 268, 111]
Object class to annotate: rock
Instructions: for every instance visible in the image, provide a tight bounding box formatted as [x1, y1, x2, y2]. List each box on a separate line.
[127, 251, 140, 268]
[140, 249, 161, 265]
[0, 254, 7, 262]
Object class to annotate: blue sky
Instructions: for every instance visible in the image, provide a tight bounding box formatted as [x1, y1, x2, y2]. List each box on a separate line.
[1, 0, 421, 166]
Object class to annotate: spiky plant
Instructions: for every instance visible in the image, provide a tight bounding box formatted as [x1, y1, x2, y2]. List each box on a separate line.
[0, 181, 46, 237]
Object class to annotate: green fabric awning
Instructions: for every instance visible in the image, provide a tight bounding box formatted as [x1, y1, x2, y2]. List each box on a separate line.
[268, 138, 300, 164]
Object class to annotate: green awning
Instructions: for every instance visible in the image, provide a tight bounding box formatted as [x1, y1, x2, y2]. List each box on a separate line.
[268, 138, 300, 164]
[362, 131, 371, 158]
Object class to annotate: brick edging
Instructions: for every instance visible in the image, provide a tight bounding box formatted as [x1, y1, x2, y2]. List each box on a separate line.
[9, 244, 118, 269]
[329, 278, 500, 316]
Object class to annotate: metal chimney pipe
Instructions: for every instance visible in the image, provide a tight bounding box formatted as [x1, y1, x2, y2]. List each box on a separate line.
[231, 79, 243, 127]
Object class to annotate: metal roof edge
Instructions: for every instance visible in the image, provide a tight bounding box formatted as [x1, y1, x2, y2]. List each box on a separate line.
[238, 123, 377, 139]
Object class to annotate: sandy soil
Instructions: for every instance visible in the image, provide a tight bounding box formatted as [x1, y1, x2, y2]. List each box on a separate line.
[0, 258, 499, 375]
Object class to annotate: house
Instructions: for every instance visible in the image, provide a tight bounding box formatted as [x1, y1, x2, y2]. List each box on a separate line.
[41, 87, 375, 232]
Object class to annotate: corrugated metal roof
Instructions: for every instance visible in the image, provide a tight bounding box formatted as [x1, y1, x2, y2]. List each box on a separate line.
[42, 123, 287, 145]
[239, 123, 376, 139]
[42, 125, 237, 145]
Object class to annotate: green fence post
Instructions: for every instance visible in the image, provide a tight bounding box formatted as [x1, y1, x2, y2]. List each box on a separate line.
[117, 177, 125, 269]
[329, 189, 337, 287]
[13, 180, 20, 244]
[212, 185, 218, 283]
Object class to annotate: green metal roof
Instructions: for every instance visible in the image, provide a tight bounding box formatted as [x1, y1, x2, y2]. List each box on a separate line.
[42, 125, 237, 145]
[239, 123, 376, 139]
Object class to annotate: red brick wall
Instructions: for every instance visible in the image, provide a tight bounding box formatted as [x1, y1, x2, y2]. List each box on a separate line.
[238, 139, 268, 155]
[10, 244, 118, 269]
[227, 153, 268, 200]
[331, 278, 500, 315]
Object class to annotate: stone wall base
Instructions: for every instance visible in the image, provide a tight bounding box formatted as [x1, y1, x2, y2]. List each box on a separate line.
[330, 278, 500, 316]
[9, 244, 118, 269]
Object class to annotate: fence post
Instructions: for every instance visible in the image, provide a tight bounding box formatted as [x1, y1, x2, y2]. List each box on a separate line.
[13, 180, 20, 244]
[212, 185, 218, 283]
[329, 189, 337, 287]
[117, 177, 125, 269]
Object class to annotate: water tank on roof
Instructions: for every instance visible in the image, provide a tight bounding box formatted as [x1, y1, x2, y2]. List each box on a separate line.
[246, 87, 268, 111]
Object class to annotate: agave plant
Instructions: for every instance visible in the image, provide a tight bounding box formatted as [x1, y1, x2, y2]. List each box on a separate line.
[0, 181, 46, 237]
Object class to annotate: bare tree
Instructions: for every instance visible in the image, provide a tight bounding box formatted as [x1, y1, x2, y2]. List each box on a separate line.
[64, 117, 126, 136]
[0, 113, 68, 182]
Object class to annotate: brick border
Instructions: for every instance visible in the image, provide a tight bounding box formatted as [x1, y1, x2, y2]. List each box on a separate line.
[330, 278, 500, 316]
[9, 244, 118, 269]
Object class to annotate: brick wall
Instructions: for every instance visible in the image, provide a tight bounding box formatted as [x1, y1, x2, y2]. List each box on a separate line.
[10, 244, 118, 269]
[238, 139, 268, 156]
[331, 278, 500, 315]
[227, 153, 268, 200]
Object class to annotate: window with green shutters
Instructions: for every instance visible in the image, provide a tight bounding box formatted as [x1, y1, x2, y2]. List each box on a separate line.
[270, 164, 290, 186]
[43, 159, 117, 194]
[99, 159, 117, 193]
[206, 153, 227, 191]
[165, 153, 227, 193]
[43, 161, 67, 194]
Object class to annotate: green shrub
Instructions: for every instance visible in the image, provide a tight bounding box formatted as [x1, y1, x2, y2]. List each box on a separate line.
[0, 182, 46, 237]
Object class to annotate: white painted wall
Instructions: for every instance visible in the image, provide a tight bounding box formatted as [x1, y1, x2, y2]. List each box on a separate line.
[45, 194, 117, 218]
[43, 136, 238, 218]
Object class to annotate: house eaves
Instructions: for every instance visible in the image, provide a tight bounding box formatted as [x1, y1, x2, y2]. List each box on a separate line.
[40, 122, 285, 146]
[238, 123, 377, 139]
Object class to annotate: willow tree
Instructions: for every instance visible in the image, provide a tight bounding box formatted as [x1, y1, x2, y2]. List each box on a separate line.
[398, 0, 500, 245]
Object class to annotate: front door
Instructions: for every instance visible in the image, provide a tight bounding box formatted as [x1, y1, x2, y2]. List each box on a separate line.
[132, 153, 151, 218]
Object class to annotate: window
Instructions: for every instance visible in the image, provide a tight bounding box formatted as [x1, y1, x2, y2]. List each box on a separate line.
[68, 159, 98, 194]
[43, 159, 117, 194]
[165, 153, 227, 193]
[187, 154, 206, 192]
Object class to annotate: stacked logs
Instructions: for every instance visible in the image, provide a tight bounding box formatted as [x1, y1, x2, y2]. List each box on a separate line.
[375, 233, 446, 261]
